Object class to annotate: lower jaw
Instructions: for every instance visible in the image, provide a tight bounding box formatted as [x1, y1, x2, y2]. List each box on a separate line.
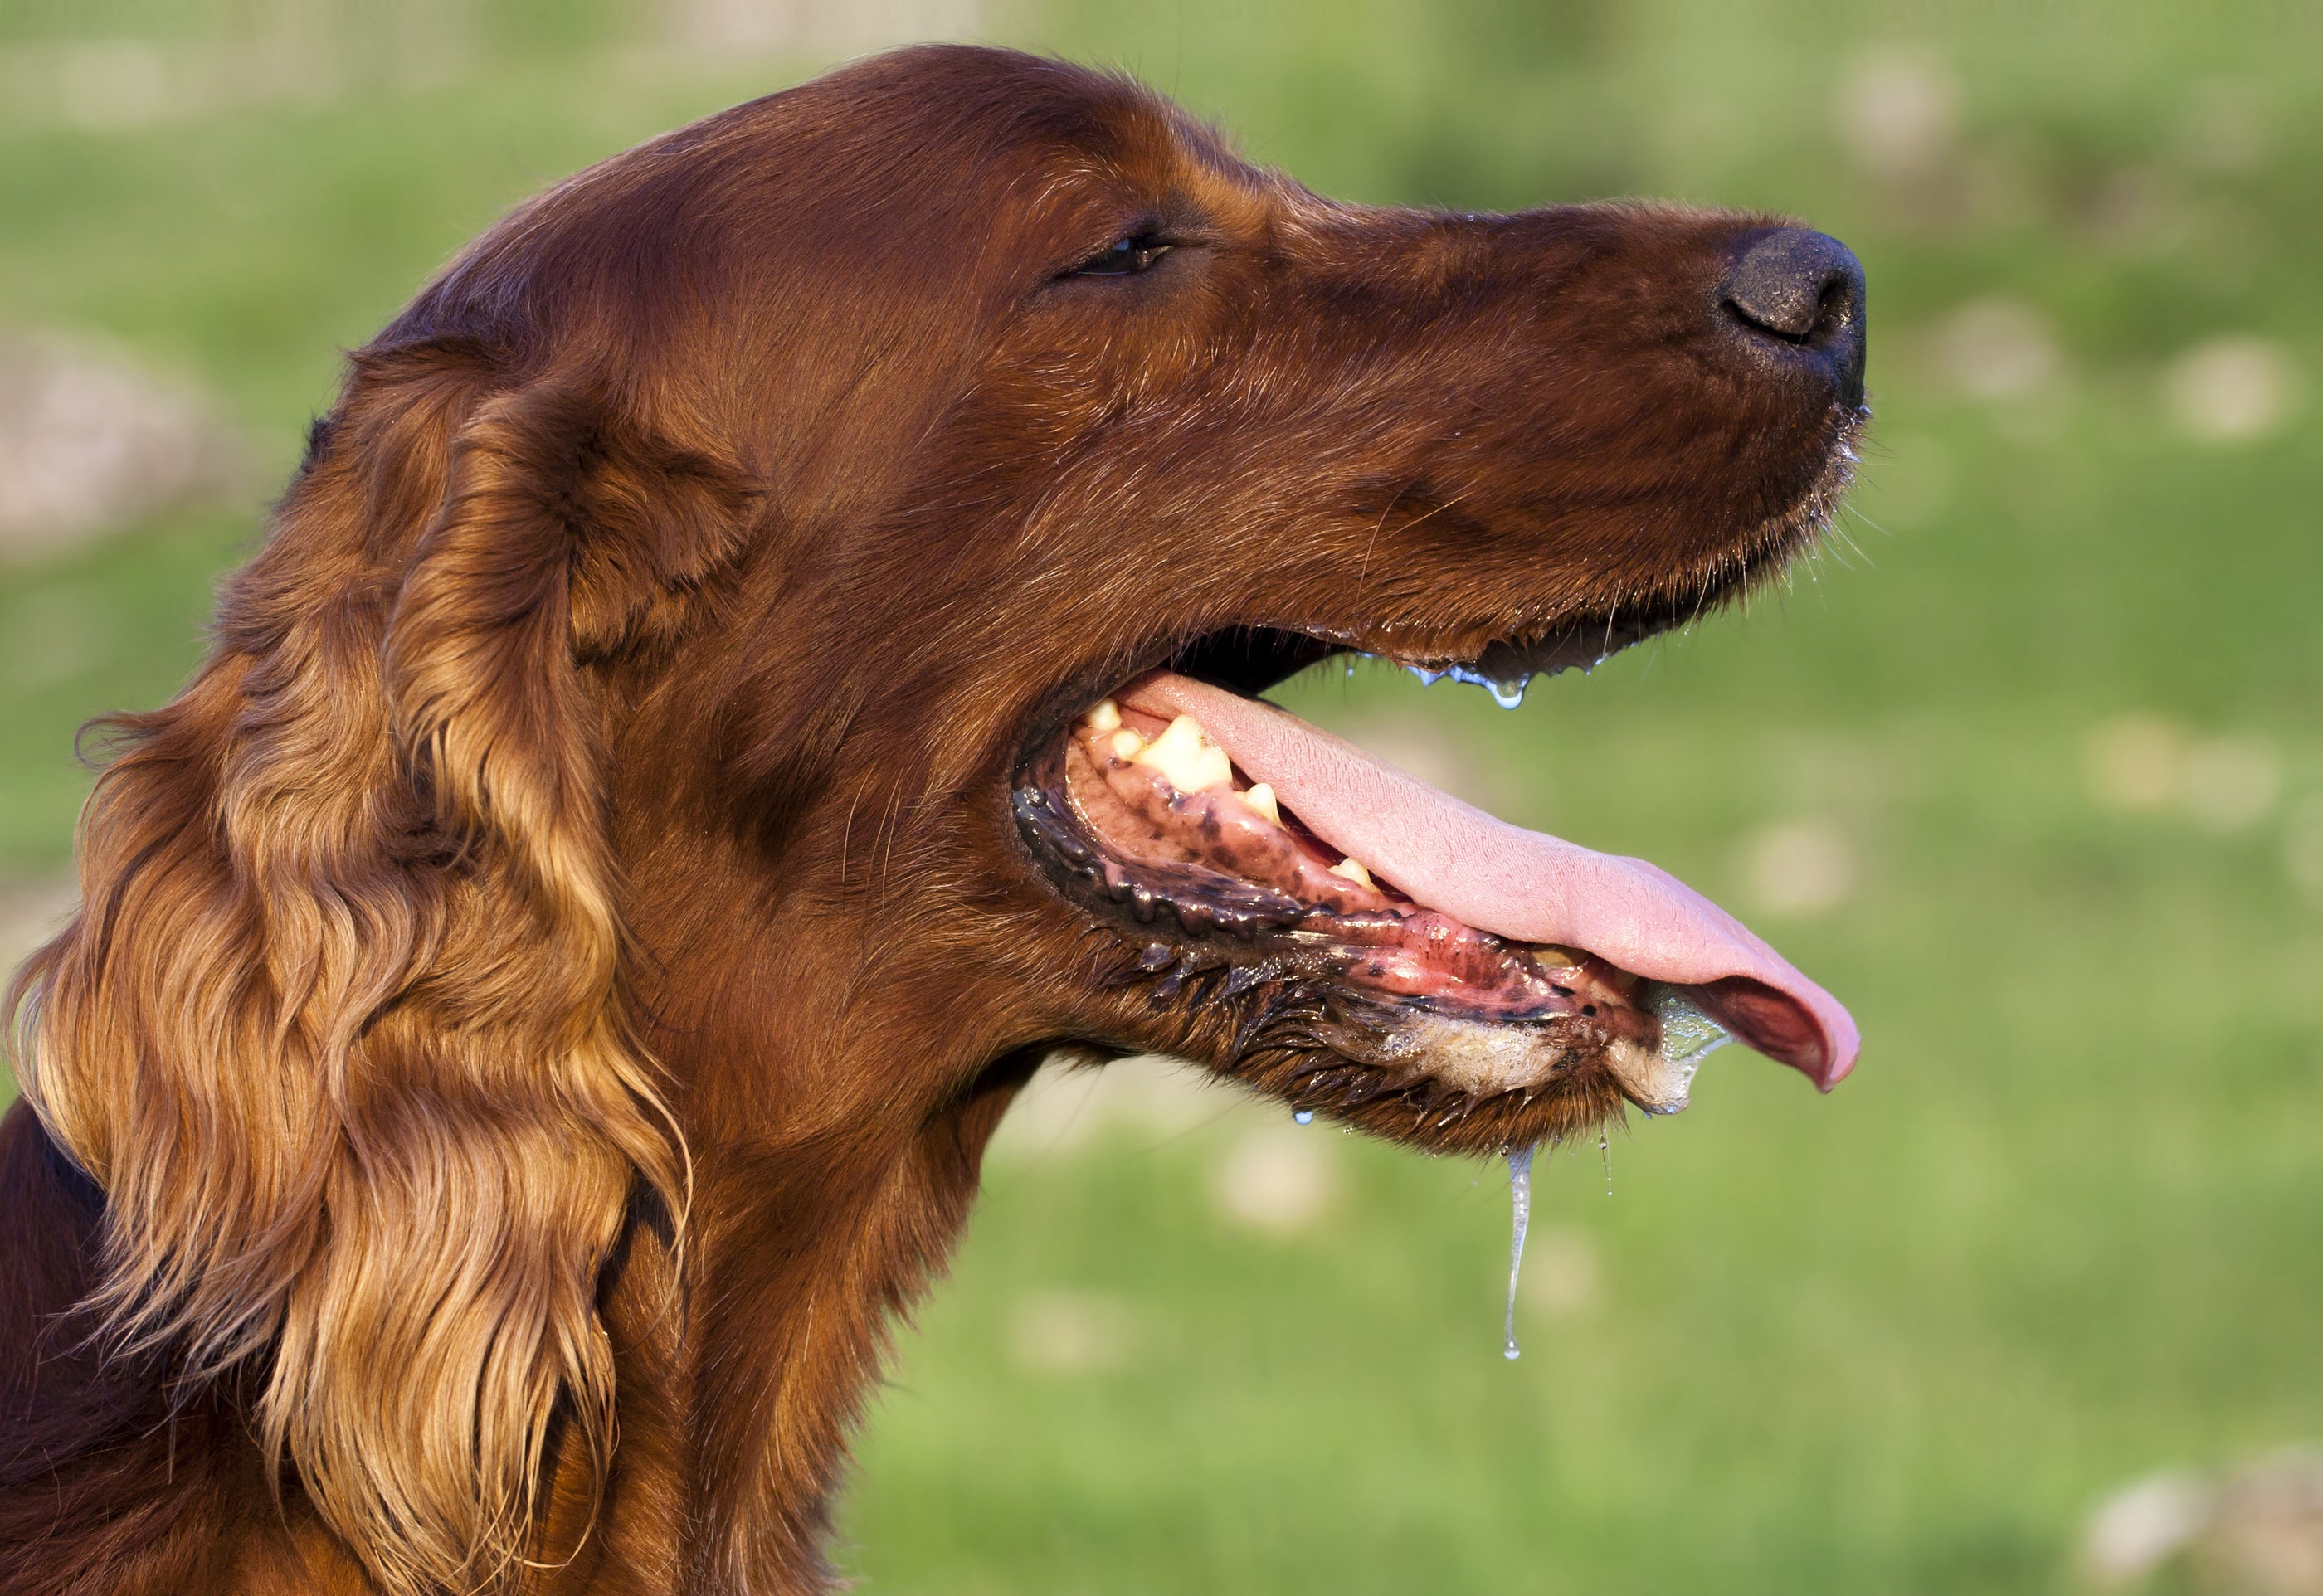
[1011, 756, 1735, 1122]
[1318, 1000, 1731, 1115]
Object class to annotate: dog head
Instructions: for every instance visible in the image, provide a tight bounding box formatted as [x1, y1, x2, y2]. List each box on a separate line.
[10, 46, 1864, 1594]
[557, 46, 1864, 1141]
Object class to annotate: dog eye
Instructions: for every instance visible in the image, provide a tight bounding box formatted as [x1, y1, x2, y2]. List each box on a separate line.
[1072, 231, 1171, 276]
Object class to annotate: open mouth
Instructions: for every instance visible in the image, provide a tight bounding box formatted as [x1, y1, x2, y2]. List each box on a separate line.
[1013, 616, 1861, 1130]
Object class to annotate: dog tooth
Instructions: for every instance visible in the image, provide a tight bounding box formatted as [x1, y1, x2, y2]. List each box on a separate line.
[1242, 781, 1281, 825]
[1109, 727, 1146, 762]
[1327, 856, 1375, 888]
[1134, 714, 1232, 794]
[1085, 698, 1122, 733]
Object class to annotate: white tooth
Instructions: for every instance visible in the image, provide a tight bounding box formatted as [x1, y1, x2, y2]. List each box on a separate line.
[1327, 856, 1375, 889]
[1109, 728, 1147, 762]
[1242, 781, 1280, 825]
[1085, 698, 1122, 733]
[1133, 713, 1233, 794]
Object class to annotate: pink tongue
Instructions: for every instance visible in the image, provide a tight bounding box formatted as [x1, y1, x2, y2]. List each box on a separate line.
[1121, 672, 1860, 1089]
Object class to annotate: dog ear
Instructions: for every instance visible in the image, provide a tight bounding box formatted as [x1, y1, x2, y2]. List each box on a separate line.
[7, 350, 746, 1594]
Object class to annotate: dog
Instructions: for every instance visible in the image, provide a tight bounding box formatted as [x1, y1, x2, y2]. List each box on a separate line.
[0, 44, 1866, 1595]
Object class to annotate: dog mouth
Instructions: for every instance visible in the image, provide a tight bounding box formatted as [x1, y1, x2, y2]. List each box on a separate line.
[1009, 397, 1868, 1136]
[1011, 612, 1861, 1127]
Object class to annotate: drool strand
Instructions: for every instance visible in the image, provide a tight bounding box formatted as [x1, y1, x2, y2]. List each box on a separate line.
[1502, 1144, 1536, 1360]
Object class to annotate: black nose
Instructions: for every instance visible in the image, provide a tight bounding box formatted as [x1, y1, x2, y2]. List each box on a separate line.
[1724, 230, 1861, 338]
[1722, 228, 1866, 407]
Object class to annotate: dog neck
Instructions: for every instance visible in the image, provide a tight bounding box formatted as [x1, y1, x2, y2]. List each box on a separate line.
[531, 1009, 1040, 1595]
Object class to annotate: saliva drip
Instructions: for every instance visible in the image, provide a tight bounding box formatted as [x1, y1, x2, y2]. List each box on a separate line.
[1453, 664, 1529, 710]
[1600, 1129, 1613, 1197]
[1639, 985, 1736, 1113]
[1403, 662, 1534, 709]
[1502, 1144, 1536, 1360]
[1293, 1109, 1314, 1125]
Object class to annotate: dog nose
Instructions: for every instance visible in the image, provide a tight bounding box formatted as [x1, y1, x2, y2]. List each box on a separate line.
[1722, 228, 1866, 407]
[1724, 229, 1862, 339]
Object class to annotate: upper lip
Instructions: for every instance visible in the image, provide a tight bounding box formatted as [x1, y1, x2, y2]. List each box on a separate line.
[1142, 458, 1861, 710]
[1142, 606, 1692, 721]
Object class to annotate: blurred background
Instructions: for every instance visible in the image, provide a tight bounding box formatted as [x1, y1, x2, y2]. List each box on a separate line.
[2, 1, 2318, 1591]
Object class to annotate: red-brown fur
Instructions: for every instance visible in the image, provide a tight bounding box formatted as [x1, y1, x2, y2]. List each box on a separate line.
[0, 46, 1860, 1594]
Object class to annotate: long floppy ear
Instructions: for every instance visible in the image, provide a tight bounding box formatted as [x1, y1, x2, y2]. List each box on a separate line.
[7, 351, 745, 1594]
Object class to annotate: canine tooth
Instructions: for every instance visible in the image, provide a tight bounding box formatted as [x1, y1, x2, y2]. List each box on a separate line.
[1085, 698, 1122, 733]
[1134, 714, 1232, 794]
[1242, 781, 1281, 824]
[1109, 728, 1146, 762]
[1327, 856, 1375, 888]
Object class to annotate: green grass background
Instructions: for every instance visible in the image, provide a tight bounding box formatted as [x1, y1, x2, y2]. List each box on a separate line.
[2, 2, 2319, 1591]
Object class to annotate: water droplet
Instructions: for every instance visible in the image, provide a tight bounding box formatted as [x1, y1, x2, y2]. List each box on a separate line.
[1502, 1144, 1535, 1359]
[1293, 1109, 1313, 1125]
[1405, 664, 1445, 688]
[1432, 662, 1534, 709]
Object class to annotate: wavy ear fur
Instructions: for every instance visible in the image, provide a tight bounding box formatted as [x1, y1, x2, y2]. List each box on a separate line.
[7, 348, 743, 1594]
